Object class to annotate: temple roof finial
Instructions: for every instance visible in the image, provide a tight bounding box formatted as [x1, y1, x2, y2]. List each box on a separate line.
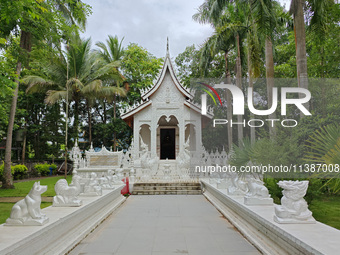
[166, 37, 169, 56]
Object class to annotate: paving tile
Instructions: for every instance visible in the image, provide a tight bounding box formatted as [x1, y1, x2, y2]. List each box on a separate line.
[70, 195, 261, 255]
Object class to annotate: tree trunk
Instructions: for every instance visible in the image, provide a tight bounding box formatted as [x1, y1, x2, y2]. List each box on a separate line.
[224, 51, 233, 152]
[3, 61, 22, 189]
[87, 101, 92, 145]
[3, 30, 31, 188]
[247, 48, 255, 145]
[103, 100, 107, 124]
[113, 94, 117, 151]
[74, 99, 79, 140]
[21, 129, 26, 164]
[236, 34, 243, 145]
[265, 38, 276, 137]
[320, 46, 326, 117]
[294, 0, 309, 116]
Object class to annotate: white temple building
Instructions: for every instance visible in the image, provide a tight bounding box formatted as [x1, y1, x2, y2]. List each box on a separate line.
[120, 42, 211, 179]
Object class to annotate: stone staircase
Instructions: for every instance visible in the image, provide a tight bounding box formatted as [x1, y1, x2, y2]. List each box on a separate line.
[132, 182, 202, 195]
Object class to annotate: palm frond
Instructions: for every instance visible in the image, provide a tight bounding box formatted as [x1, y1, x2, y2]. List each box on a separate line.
[82, 79, 102, 94]
[23, 75, 55, 93]
[45, 90, 68, 104]
[305, 124, 340, 164]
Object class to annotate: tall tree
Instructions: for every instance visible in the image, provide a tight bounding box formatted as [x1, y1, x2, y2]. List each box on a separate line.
[193, 0, 248, 148]
[121, 43, 163, 104]
[25, 36, 122, 141]
[95, 35, 127, 150]
[289, 0, 334, 115]
[248, 0, 280, 136]
[290, 0, 309, 113]
[1, 0, 90, 188]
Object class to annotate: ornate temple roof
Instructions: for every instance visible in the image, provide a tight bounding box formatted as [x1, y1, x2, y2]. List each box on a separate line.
[120, 39, 212, 120]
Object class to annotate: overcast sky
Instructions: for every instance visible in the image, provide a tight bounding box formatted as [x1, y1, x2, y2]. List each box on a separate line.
[81, 0, 290, 59]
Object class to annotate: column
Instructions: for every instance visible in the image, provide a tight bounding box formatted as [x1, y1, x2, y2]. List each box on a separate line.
[150, 118, 157, 159]
[134, 122, 140, 158]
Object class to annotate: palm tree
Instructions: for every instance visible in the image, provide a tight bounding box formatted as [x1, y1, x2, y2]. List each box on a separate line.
[248, 0, 279, 137]
[95, 35, 127, 151]
[289, 0, 334, 115]
[194, 1, 248, 149]
[290, 0, 308, 113]
[24, 35, 122, 140]
[246, 9, 261, 144]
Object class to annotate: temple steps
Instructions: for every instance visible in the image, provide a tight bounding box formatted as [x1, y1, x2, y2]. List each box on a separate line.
[131, 182, 202, 195]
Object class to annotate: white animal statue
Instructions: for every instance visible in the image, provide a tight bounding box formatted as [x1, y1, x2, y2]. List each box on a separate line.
[6, 182, 49, 226]
[139, 136, 152, 181]
[227, 172, 248, 195]
[244, 174, 273, 205]
[109, 169, 124, 184]
[177, 136, 191, 179]
[53, 175, 82, 207]
[245, 174, 269, 198]
[83, 172, 102, 196]
[274, 180, 315, 223]
[216, 172, 230, 189]
[98, 172, 113, 189]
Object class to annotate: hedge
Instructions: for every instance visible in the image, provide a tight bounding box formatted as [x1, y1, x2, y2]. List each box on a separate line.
[34, 163, 57, 176]
[0, 163, 28, 180]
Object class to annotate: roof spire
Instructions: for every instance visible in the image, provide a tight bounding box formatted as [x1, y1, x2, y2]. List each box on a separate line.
[166, 37, 170, 57]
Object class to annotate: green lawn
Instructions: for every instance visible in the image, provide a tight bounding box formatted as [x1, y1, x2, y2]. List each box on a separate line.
[309, 195, 340, 230]
[0, 175, 72, 197]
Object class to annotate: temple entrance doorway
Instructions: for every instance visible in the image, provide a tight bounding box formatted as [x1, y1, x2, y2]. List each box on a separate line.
[160, 128, 175, 159]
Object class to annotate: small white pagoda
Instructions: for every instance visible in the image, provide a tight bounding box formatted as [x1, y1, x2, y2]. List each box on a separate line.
[120, 40, 211, 180]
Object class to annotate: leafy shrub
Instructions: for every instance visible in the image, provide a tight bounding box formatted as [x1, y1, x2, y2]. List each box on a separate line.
[34, 163, 50, 176]
[34, 163, 57, 176]
[12, 164, 28, 180]
[49, 163, 57, 174]
[0, 164, 27, 181]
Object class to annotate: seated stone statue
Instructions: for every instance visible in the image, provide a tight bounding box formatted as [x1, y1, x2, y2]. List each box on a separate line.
[6, 182, 49, 226]
[227, 172, 248, 196]
[83, 172, 102, 196]
[110, 169, 124, 185]
[244, 174, 273, 205]
[53, 175, 82, 207]
[99, 171, 114, 189]
[274, 180, 315, 223]
[216, 172, 230, 189]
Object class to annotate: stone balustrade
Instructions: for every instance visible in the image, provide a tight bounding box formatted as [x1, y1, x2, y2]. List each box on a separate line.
[0, 185, 125, 255]
[201, 180, 340, 255]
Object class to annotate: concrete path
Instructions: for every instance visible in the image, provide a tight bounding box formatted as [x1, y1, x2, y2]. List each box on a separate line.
[69, 195, 261, 255]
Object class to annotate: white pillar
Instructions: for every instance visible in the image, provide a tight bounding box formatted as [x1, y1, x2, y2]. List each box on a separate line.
[178, 120, 185, 156]
[134, 122, 140, 158]
[151, 120, 157, 159]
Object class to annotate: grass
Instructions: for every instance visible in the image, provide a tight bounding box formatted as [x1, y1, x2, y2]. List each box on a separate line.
[309, 195, 340, 230]
[0, 175, 72, 197]
[0, 202, 52, 224]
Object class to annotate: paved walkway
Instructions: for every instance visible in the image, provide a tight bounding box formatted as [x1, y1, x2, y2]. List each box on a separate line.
[70, 195, 261, 255]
